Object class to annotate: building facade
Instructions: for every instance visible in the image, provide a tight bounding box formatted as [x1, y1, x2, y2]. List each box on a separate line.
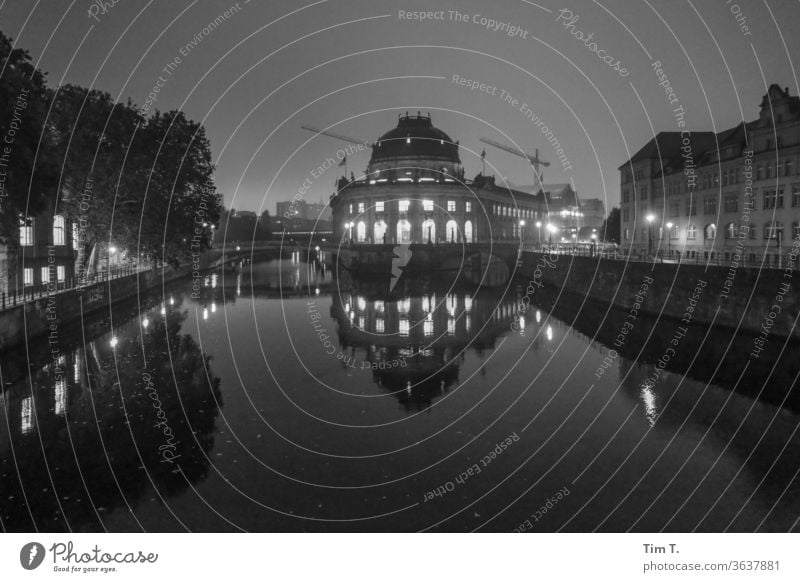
[620, 84, 800, 264]
[1, 211, 78, 295]
[331, 113, 548, 246]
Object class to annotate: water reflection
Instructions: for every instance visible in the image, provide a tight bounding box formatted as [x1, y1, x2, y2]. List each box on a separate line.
[329, 273, 556, 412]
[0, 295, 222, 532]
[2, 257, 799, 532]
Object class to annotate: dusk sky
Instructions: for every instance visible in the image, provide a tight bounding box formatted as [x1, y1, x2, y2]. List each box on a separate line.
[3, 0, 798, 216]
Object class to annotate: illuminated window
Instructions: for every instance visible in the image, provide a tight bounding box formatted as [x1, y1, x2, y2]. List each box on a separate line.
[53, 215, 66, 246]
[447, 200, 456, 212]
[358, 202, 365, 214]
[686, 224, 697, 240]
[399, 319, 409, 337]
[57, 266, 66, 282]
[376, 201, 384, 212]
[72, 222, 79, 250]
[423, 200, 434, 212]
[41, 267, 50, 284]
[21, 397, 33, 434]
[55, 379, 66, 416]
[19, 218, 33, 246]
[23, 268, 34, 286]
[399, 199, 410, 212]
[466, 201, 472, 213]
[375, 318, 385, 333]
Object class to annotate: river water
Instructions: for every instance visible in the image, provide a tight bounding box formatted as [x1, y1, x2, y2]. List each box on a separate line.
[1, 257, 799, 532]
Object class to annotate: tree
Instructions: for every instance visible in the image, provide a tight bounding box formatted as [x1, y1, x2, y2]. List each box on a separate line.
[133, 110, 221, 266]
[0, 31, 56, 245]
[48, 85, 142, 276]
[600, 207, 621, 244]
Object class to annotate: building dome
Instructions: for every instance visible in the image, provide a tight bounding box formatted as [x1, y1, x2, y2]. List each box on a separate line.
[367, 113, 462, 179]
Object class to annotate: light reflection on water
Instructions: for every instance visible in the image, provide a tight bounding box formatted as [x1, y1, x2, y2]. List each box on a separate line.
[1, 258, 799, 532]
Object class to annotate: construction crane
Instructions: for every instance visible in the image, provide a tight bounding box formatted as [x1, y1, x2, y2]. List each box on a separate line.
[480, 137, 550, 178]
[301, 125, 373, 147]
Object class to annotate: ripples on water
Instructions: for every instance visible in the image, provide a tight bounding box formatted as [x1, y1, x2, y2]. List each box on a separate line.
[1, 257, 799, 532]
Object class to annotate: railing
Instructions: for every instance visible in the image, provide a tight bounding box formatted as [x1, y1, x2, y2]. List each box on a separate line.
[526, 244, 799, 270]
[1, 263, 152, 311]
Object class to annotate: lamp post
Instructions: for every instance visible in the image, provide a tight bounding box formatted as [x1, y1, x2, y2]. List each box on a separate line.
[666, 222, 673, 258]
[646, 214, 655, 257]
[519, 220, 526, 247]
[777, 228, 783, 268]
[546, 223, 557, 250]
[535, 221, 542, 248]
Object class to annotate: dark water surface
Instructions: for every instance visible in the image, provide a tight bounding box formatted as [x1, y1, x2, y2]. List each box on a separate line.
[2, 258, 799, 532]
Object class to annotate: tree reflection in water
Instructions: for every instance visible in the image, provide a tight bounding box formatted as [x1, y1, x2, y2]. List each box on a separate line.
[0, 295, 221, 531]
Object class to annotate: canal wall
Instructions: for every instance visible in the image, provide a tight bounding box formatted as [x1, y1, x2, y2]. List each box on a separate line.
[518, 252, 800, 339]
[0, 265, 199, 352]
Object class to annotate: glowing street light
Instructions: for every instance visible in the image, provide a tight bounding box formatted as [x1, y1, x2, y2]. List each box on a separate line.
[666, 221, 674, 257]
[546, 223, 558, 248]
[646, 214, 655, 256]
[519, 219, 526, 245]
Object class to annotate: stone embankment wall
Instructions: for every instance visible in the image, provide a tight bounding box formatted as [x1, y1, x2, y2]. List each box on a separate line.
[0, 267, 192, 351]
[518, 252, 799, 339]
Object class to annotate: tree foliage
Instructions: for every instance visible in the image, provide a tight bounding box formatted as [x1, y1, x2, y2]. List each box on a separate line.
[599, 206, 621, 244]
[0, 30, 55, 245]
[0, 30, 222, 271]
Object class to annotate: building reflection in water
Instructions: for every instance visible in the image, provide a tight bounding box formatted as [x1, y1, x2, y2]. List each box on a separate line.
[329, 273, 555, 411]
[0, 294, 222, 532]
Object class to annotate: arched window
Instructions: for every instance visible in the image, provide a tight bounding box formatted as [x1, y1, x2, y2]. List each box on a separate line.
[687, 224, 697, 240]
[373, 220, 387, 244]
[422, 219, 436, 243]
[724, 222, 736, 239]
[356, 221, 366, 243]
[704, 224, 716, 240]
[464, 220, 474, 243]
[53, 215, 66, 246]
[445, 220, 458, 242]
[396, 219, 411, 244]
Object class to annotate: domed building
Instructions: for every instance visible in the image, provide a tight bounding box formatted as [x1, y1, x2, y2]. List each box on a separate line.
[331, 113, 547, 248]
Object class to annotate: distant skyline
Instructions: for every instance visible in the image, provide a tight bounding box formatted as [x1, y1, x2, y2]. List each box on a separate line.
[3, 0, 798, 216]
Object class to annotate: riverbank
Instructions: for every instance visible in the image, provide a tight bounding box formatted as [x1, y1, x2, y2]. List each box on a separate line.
[517, 252, 800, 339]
[0, 265, 198, 352]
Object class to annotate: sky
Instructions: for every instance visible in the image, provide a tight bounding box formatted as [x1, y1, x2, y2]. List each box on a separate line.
[2, 0, 799, 218]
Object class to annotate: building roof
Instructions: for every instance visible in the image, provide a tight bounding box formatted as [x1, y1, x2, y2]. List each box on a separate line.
[369, 113, 461, 165]
[620, 84, 800, 173]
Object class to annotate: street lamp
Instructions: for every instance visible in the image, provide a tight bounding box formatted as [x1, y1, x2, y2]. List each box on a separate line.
[666, 221, 673, 258]
[546, 223, 558, 249]
[646, 214, 655, 256]
[535, 221, 542, 247]
[519, 220, 526, 246]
